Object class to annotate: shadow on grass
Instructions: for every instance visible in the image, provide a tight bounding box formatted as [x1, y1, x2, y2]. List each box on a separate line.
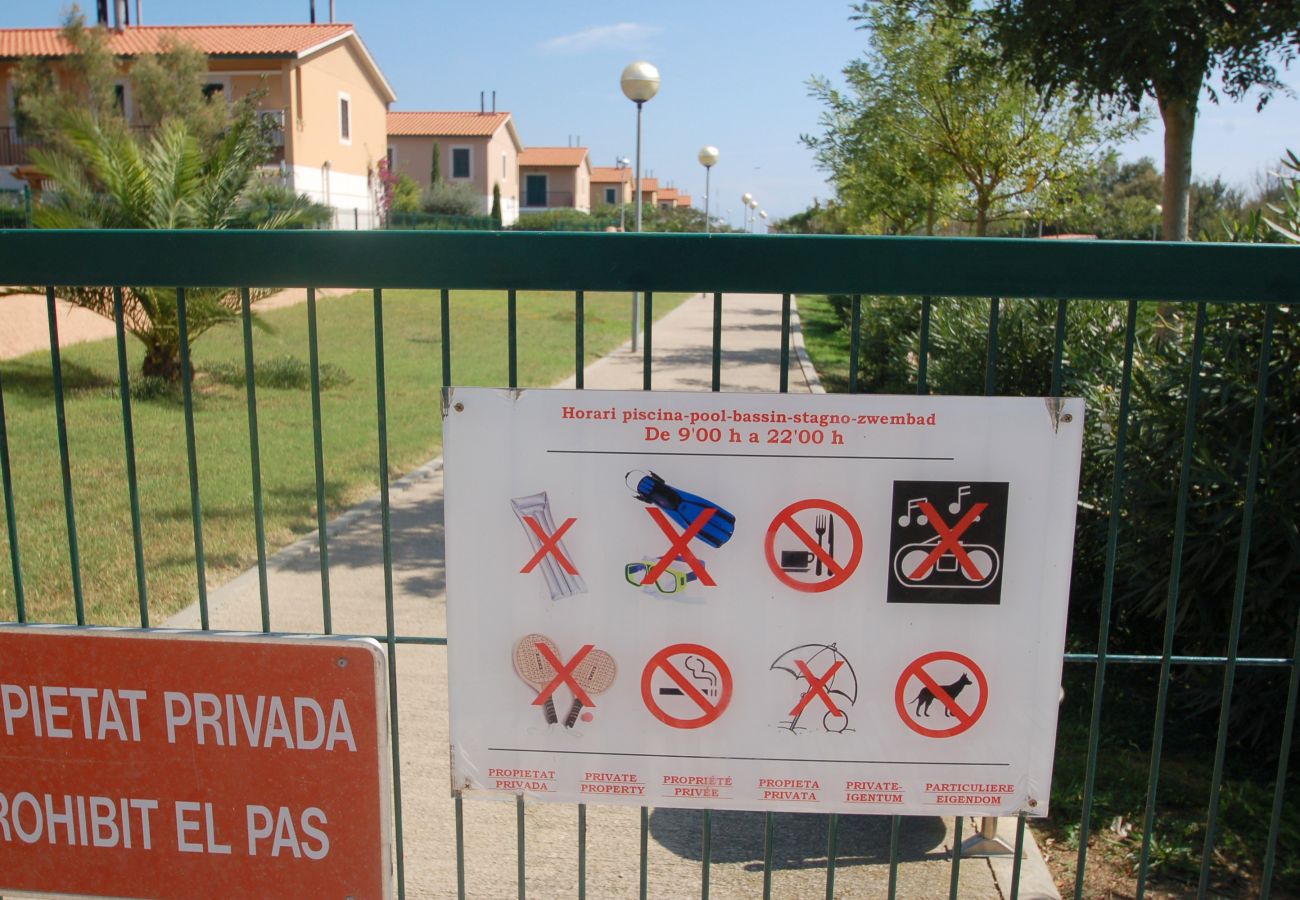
[0, 358, 115, 396]
[649, 809, 949, 869]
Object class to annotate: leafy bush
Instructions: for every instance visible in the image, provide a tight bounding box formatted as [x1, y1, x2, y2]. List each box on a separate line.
[510, 209, 617, 232]
[232, 179, 333, 229]
[422, 180, 482, 217]
[391, 174, 422, 214]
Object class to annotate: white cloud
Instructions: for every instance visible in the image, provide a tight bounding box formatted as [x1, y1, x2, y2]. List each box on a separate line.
[538, 23, 663, 55]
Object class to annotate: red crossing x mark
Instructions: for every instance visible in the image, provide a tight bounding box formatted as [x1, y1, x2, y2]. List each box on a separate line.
[790, 659, 845, 718]
[907, 502, 988, 581]
[532, 642, 595, 708]
[520, 515, 579, 576]
[643, 508, 717, 587]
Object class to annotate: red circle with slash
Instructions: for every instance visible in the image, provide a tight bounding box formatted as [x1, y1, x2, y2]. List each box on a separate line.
[764, 499, 862, 592]
[894, 650, 988, 738]
[641, 643, 732, 729]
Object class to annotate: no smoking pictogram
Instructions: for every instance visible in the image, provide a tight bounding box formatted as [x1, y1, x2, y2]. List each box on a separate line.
[641, 643, 733, 729]
[764, 499, 862, 593]
[894, 651, 988, 738]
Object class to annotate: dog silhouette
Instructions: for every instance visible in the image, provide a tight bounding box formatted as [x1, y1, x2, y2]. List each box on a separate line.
[912, 673, 972, 717]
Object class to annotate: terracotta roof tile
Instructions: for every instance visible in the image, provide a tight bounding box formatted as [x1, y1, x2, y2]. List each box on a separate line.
[591, 166, 630, 183]
[638, 178, 659, 192]
[658, 188, 679, 201]
[676, 196, 692, 206]
[0, 23, 354, 58]
[387, 111, 512, 137]
[520, 147, 589, 167]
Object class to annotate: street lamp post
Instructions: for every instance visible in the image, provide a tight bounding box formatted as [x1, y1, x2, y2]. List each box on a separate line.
[698, 145, 719, 234]
[1152, 203, 1162, 241]
[741, 193, 753, 233]
[759, 209, 768, 234]
[748, 197, 759, 232]
[621, 60, 660, 352]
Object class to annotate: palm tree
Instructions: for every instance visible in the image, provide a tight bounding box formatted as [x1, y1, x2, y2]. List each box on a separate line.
[31, 105, 317, 380]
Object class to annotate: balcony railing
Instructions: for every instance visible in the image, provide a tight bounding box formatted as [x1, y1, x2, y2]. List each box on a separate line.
[521, 190, 577, 209]
[0, 110, 286, 168]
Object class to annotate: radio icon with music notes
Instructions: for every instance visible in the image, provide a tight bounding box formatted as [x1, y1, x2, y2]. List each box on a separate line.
[886, 481, 1008, 605]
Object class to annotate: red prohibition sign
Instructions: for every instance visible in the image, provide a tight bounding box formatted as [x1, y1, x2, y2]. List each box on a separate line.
[641, 643, 733, 729]
[894, 650, 988, 738]
[764, 499, 863, 593]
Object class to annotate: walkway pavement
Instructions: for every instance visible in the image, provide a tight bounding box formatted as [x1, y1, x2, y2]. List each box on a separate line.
[165, 292, 1058, 899]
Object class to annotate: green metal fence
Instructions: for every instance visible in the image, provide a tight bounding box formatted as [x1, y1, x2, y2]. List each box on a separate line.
[0, 230, 1296, 899]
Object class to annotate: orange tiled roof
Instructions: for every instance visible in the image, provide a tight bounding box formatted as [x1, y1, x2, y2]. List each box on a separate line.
[591, 166, 630, 183]
[0, 23, 353, 58]
[387, 111, 512, 137]
[520, 147, 589, 167]
[676, 196, 692, 207]
[658, 188, 680, 202]
[638, 178, 659, 192]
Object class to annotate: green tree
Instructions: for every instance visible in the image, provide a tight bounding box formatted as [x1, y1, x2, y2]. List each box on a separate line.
[390, 174, 422, 213]
[984, 0, 1300, 240]
[491, 182, 503, 229]
[430, 142, 441, 185]
[805, 2, 1138, 235]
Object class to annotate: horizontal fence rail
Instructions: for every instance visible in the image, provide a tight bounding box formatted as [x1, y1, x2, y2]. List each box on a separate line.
[0, 229, 1296, 900]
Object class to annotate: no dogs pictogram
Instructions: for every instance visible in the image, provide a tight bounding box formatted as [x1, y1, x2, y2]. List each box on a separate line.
[641, 643, 733, 729]
[764, 499, 863, 593]
[894, 651, 988, 738]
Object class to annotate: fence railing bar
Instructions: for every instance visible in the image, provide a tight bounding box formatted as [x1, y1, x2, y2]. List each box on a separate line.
[762, 811, 774, 899]
[642, 292, 654, 391]
[848, 294, 862, 394]
[1135, 301, 1208, 897]
[1260, 594, 1300, 898]
[779, 292, 791, 393]
[984, 297, 1001, 397]
[917, 296, 932, 394]
[824, 812, 840, 900]
[372, 288, 406, 900]
[948, 814, 964, 899]
[1009, 813, 1026, 899]
[639, 806, 650, 900]
[46, 286, 85, 624]
[440, 288, 452, 388]
[1063, 652, 1292, 668]
[508, 289, 518, 389]
[700, 808, 713, 899]
[575, 291, 585, 389]
[711, 292, 722, 392]
[111, 286, 149, 627]
[240, 287, 271, 632]
[1198, 302, 1278, 898]
[887, 814, 901, 899]
[516, 792, 526, 900]
[0, 365, 24, 622]
[1050, 299, 1068, 397]
[306, 288, 333, 634]
[455, 791, 466, 900]
[175, 288, 209, 630]
[1072, 298, 1139, 900]
[577, 803, 587, 900]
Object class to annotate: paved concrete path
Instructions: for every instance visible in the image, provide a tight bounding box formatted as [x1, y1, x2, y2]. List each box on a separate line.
[167, 292, 1057, 899]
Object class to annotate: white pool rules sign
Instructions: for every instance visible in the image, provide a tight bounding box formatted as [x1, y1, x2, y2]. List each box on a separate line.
[444, 388, 1083, 817]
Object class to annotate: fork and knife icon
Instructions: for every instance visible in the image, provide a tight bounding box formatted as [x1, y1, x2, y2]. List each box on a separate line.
[779, 513, 836, 577]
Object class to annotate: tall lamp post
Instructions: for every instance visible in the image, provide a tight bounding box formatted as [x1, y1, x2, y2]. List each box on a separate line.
[759, 209, 768, 233]
[741, 193, 753, 232]
[621, 60, 660, 352]
[698, 145, 720, 234]
[748, 197, 759, 232]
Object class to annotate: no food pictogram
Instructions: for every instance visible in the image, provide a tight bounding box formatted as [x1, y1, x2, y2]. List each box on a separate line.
[764, 499, 862, 593]
[641, 643, 733, 729]
[894, 651, 988, 738]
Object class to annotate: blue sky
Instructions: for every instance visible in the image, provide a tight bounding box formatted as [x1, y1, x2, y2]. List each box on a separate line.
[7, 1, 1298, 222]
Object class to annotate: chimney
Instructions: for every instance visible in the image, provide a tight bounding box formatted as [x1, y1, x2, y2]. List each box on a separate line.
[310, 0, 316, 24]
[492, 91, 496, 114]
[96, 0, 109, 26]
[480, 92, 485, 114]
[329, 0, 335, 23]
[135, 0, 141, 25]
[113, 0, 126, 31]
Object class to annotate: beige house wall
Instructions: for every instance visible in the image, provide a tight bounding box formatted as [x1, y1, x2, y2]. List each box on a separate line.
[291, 39, 386, 178]
[386, 129, 519, 223]
[520, 160, 591, 212]
[590, 178, 630, 209]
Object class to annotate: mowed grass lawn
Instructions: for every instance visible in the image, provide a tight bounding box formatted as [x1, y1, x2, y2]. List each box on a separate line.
[0, 288, 688, 626]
